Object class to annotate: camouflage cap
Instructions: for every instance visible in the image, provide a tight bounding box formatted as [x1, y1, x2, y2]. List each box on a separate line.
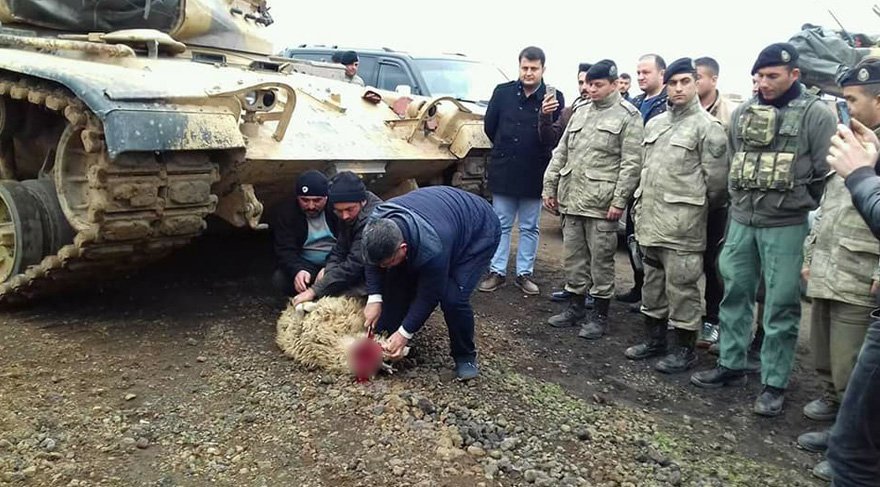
[586, 59, 618, 81]
[663, 57, 696, 84]
[751, 42, 799, 75]
[838, 62, 880, 87]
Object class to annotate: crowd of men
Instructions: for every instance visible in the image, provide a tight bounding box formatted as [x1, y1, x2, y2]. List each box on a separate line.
[268, 43, 880, 485]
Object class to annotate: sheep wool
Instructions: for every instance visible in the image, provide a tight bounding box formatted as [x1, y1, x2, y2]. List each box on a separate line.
[276, 296, 368, 373]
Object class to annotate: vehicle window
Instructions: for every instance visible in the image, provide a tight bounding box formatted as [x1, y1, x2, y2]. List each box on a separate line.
[377, 62, 413, 92]
[413, 59, 508, 104]
[356, 56, 378, 86]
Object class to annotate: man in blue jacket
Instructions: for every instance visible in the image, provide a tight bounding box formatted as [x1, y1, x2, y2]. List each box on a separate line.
[479, 46, 564, 296]
[361, 187, 501, 380]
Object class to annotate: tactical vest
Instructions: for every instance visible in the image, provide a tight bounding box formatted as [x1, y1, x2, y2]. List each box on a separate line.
[729, 91, 818, 191]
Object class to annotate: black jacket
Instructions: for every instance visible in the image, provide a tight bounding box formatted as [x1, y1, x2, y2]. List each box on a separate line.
[631, 86, 668, 123]
[310, 192, 383, 298]
[846, 166, 880, 240]
[484, 80, 564, 198]
[271, 198, 339, 277]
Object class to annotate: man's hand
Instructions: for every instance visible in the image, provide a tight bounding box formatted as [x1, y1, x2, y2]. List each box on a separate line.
[293, 270, 312, 293]
[801, 267, 810, 282]
[541, 94, 559, 115]
[828, 121, 880, 178]
[292, 288, 316, 307]
[542, 196, 558, 213]
[606, 206, 624, 221]
[872, 280, 879, 296]
[382, 331, 409, 360]
[364, 302, 382, 333]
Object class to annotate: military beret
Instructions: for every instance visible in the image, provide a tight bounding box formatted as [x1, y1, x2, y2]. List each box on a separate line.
[838, 62, 880, 87]
[586, 59, 618, 81]
[663, 57, 696, 84]
[296, 170, 329, 197]
[339, 50, 358, 65]
[751, 42, 799, 75]
[578, 62, 593, 75]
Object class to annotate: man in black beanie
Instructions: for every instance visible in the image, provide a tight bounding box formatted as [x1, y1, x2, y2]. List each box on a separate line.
[292, 171, 383, 305]
[271, 170, 339, 297]
[337, 50, 365, 86]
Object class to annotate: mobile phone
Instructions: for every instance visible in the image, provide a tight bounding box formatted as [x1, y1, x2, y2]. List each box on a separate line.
[545, 85, 556, 100]
[837, 100, 852, 128]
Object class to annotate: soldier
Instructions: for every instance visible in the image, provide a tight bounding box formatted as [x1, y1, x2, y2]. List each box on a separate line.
[797, 60, 880, 482]
[542, 60, 644, 338]
[691, 43, 837, 417]
[624, 58, 729, 373]
[338, 50, 365, 86]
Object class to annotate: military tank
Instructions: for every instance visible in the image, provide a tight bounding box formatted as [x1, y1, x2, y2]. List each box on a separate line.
[0, 0, 492, 303]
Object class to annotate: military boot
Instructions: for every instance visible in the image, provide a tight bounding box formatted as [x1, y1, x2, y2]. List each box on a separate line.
[578, 298, 610, 339]
[624, 316, 667, 360]
[655, 328, 698, 374]
[548, 294, 587, 328]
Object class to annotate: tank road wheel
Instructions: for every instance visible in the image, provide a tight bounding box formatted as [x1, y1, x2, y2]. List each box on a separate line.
[22, 179, 75, 255]
[0, 180, 45, 282]
[53, 123, 92, 230]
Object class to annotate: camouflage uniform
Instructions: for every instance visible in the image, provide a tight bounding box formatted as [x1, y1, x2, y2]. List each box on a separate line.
[634, 95, 729, 331]
[543, 90, 644, 300]
[803, 161, 879, 400]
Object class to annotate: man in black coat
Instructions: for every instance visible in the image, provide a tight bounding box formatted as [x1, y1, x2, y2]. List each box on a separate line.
[479, 45, 564, 296]
[291, 171, 382, 305]
[271, 170, 339, 297]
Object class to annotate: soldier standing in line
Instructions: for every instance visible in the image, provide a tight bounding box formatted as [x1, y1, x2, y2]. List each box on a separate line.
[542, 60, 644, 339]
[691, 43, 837, 417]
[797, 60, 880, 482]
[624, 58, 729, 373]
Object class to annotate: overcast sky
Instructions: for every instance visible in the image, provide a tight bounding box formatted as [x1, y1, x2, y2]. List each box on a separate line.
[265, 0, 878, 98]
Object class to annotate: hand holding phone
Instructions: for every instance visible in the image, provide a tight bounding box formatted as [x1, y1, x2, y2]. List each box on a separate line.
[545, 85, 557, 101]
[837, 100, 852, 128]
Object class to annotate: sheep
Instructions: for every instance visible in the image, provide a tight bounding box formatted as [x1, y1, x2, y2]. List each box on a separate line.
[275, 297, 408, 380]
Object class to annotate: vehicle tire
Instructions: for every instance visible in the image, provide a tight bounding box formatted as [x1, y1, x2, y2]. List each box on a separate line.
[22, 178, 75, 255]
[0, 180, 45, 282]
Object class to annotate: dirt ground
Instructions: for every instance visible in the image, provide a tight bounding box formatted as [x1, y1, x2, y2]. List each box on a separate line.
[0, 213, 828, 486]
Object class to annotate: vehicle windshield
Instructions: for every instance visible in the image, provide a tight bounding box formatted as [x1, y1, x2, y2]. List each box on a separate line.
[413, 59, 508, 104]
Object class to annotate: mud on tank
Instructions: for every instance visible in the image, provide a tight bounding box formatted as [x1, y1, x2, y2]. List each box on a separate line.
[0, 0, 492, 303]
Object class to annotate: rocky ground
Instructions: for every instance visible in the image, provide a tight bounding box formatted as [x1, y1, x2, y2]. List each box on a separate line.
[0, 215, 827, 486]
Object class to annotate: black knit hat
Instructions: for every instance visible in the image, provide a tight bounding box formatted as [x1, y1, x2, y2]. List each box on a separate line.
[586, 59, 618, 81]
[663, 57, 696, 84]
[751, 43, 799, 75]
[296, 170, 328, 197]
[340, 50, 358, 65]
[328, 171, 367, 204]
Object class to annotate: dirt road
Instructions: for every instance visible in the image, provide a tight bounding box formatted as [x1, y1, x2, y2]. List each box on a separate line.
[0, 215, 826, 486]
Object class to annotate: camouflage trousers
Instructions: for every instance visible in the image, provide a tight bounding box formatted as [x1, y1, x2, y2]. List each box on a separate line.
[561, 215, 617, 299]
[811, 298, 872, 399]
[640, 246, 704, 331]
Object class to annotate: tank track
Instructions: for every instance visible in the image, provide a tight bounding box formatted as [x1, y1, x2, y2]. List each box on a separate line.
[0, 76, 220, 304]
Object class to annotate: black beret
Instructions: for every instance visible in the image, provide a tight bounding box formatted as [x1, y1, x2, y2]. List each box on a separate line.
[838, 63, 880, 87]
[328, 171, 367, 204]
[578, 62, 593, 75]
[751, 42, 799, 75]
[663, 57, 696, 84]
[586, 59, 618, 81]
[296, 170, 328, 197]
[339, 50, 358, 65]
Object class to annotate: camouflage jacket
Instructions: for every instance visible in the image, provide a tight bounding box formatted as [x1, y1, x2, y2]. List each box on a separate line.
[727, 84, 836, 228]
[542, 91, 644, 219]
[804, 163, 880, 307]
[633, 96, 730, 251]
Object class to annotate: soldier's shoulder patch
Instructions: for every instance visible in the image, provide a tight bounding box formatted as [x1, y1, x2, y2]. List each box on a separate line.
[619, 99, 639, 115]
[704, 125, 728, 158]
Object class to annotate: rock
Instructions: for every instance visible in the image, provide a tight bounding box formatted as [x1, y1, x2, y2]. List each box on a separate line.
[186, 337, 198, 346]
[489, 449, 502, 460]
[372, 405, 386, 416]
[722, 432, 737, 443]
[206, 447, 220, 455]
[362, 439, 375, 448]
[524, 469, 540, 483]
[124, 393, 137, 401]
[575, 429, 591, 441]
[0, 439, 12, 450]
[196, 356, 207, 363]
[560, 425, 571, 433]
[500, 437, 518, 451]
[392, 466, 405, 476]
[467, 445, 486, 457]
[417, 398, 436, 415]
[120, 437, 137, 449]
[39, 438, 57, 452]
[22, 466, 36, 478]
[136, 437, 150, 449]
[647, 446, 670, 466]
[669, 469, 682, 485]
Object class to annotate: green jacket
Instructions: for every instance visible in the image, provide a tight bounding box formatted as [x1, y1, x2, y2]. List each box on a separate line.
[542, 90, 644, 219]
[727, 85, 836, 227]
[634, 96, 730, 252]
[804, 130, 880, 307]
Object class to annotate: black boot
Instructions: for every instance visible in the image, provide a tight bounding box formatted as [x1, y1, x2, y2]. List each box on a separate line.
[624, 316, 667, 360]
[655, 328, 698, 374]
[578, 298, 610, 339]
[548, 294, 586, 328]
